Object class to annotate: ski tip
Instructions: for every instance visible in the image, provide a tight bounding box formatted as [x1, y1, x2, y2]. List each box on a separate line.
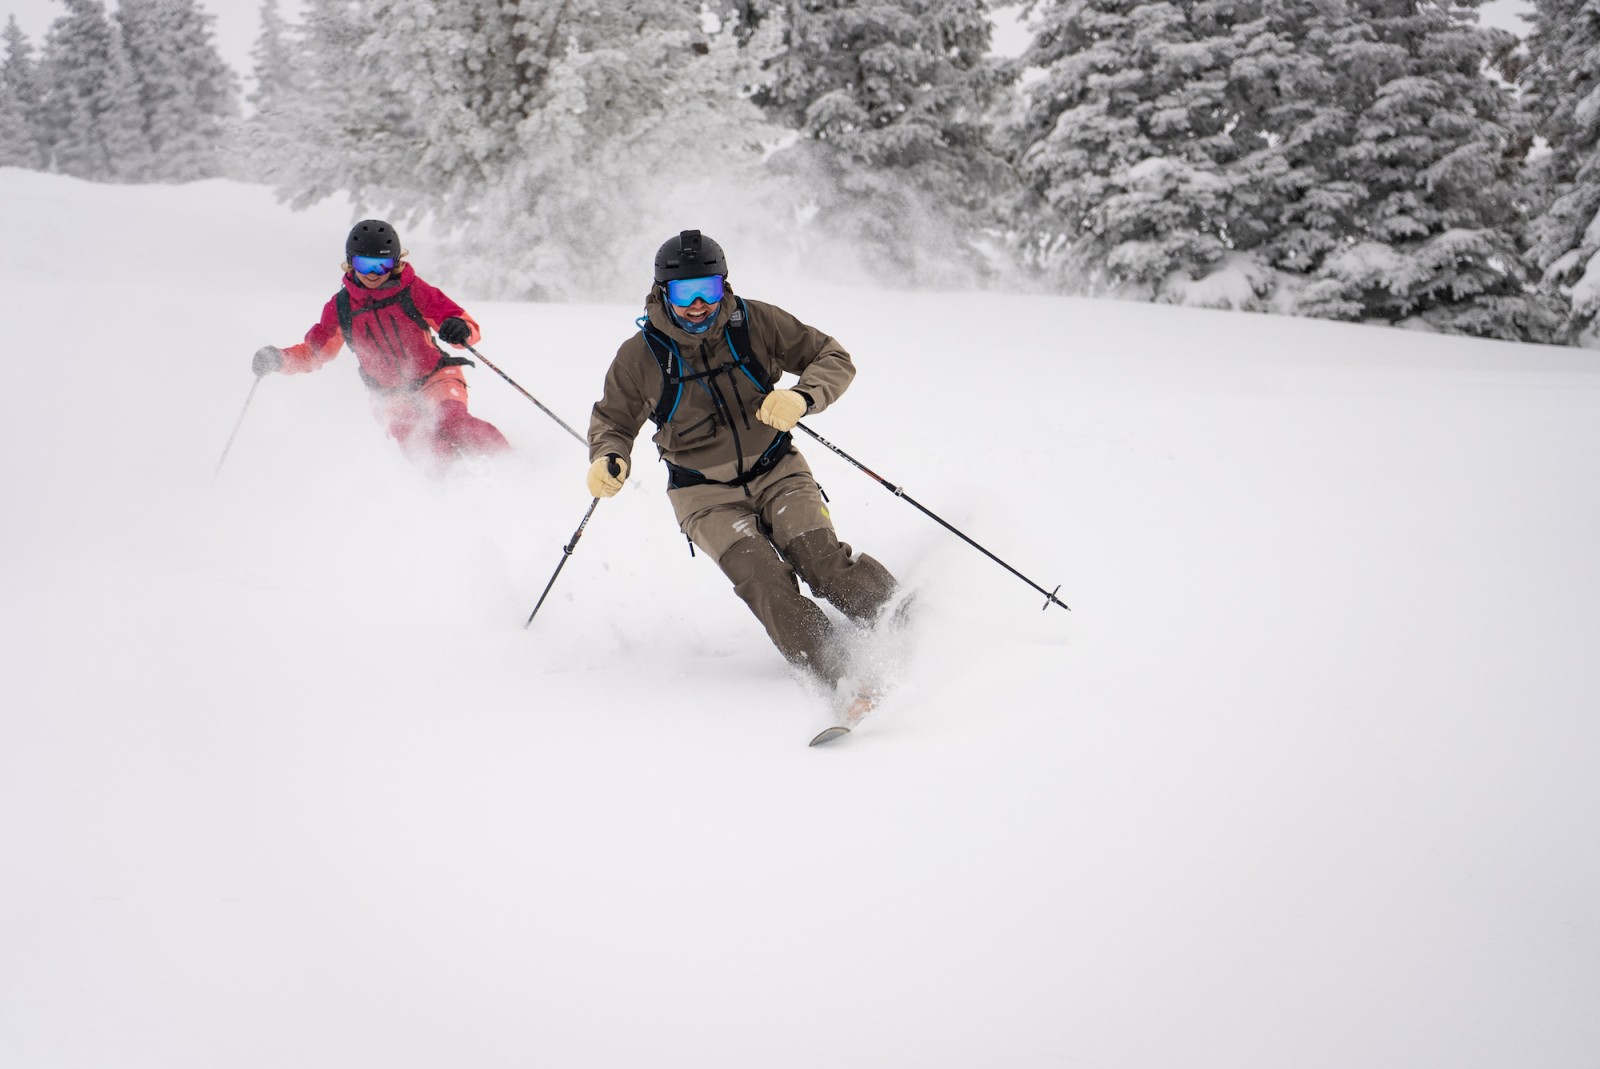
[808, 725, 852, 747]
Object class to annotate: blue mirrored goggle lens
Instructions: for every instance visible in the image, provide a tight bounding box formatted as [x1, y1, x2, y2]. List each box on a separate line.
[665, 275, 724, 307]
[352, 255, 397, 275]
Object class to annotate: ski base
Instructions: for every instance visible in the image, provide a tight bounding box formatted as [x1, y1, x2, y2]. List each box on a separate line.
[809, 725, 852, 747]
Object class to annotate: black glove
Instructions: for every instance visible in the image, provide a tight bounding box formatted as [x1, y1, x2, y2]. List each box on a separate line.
[252, 345, 283, 377]
[438, 317, 472, 345]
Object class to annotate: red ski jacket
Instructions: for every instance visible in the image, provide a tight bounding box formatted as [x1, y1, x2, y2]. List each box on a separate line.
[281, 264, 482, 391]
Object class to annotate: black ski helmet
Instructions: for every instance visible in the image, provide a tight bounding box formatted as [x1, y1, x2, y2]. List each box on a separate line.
[654, 230, 726, 282]
[346, 219, 400, 260]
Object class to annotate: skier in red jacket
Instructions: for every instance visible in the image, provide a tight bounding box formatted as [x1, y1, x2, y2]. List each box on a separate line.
[253, 219, 510, 474]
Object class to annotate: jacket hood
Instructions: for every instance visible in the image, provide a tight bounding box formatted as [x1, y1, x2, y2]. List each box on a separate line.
[644, 285, 734, 344]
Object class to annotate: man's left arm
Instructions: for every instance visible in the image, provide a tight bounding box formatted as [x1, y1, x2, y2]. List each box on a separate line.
[750, 299, 857, 415]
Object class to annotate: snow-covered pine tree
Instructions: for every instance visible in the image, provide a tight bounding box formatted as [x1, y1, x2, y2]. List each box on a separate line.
[1010, 0, 1551, 337]
[1512, 0, 1600, 343]
[0, 83, 28, 169]
[356, 0, 550, 213]
[247, 0, 293, 116]
[337, 0, 783, 301]
[37, 0, 150, 181]
[238, 0, 303, 187]
[1216, 0, 1358, 284]
[117, 0, 239, 182]
[247, 0, 416, 211]
[480, 1, 789, 300]
[1294, 0, 1552, 339]
[747, 0, 1010, 286]
[0, 17, 45, 169]
[1009, 0, 1248, 297]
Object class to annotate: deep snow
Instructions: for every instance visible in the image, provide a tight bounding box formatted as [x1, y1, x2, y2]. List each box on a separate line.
[2, 167, 1598, 1068]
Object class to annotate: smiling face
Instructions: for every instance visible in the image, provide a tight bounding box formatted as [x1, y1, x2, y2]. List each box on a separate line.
[677, 297, 717, 325]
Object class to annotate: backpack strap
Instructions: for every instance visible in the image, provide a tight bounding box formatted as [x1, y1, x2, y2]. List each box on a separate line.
[639, 297, 768, 426]
[336, 288, 354, 347]
[339, 283, 477, 392]
[640, 322, 683, 426]
[723, 298, 772, 393]
[336, 285, 447, 355]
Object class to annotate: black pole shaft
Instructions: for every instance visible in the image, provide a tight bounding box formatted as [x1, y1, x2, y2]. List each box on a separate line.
[212, 376, 263, 483]
[463, 343, 587, 447]
[794, 421, 1070, 612]
[525, 495, 602, 627]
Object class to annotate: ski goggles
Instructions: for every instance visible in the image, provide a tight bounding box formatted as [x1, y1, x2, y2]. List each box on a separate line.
[352, 254, 397, 276]
[665, 274, 724, 308]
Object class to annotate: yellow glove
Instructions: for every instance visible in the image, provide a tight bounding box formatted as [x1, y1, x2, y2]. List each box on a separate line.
[586, 455, 628, 498]
[756, 389, 809, 432]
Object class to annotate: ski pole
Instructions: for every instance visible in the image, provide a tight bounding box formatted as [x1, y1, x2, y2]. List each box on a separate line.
[794, 421, 1071, 612]
[461, 342, 587, 447]
[524, 459, 619, 627]
[212, 375, 263, 483]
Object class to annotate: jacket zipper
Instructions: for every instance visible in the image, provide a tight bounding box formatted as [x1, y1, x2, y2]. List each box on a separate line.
[693, 340, 754, 496]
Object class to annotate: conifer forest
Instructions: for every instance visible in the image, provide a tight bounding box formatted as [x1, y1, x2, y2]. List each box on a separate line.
[5, 0, 1600, 346]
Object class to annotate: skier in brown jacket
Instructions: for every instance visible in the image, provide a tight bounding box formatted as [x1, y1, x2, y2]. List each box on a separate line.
[586, 231, 898, 715]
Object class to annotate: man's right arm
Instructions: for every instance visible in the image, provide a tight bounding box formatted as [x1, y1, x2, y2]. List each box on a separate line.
[588, 342, 654, 465]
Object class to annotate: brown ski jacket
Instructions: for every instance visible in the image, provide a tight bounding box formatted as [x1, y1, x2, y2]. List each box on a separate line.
[588, 288, 857, 487]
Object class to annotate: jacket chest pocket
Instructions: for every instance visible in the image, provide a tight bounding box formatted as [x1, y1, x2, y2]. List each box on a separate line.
[664, 408, 721, 448]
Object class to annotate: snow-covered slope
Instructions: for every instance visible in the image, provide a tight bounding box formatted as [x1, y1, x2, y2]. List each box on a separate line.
[3, 167, 1598, 1068]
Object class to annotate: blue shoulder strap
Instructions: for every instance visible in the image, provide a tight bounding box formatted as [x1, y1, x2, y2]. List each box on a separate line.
[639, 297, 765, 426]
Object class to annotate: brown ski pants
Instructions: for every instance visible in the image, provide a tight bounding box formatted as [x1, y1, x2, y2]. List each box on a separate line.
[669, 451, 897, 685]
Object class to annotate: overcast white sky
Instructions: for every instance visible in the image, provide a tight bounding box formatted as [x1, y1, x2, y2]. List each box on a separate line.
[5, 0, 1533, 74]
